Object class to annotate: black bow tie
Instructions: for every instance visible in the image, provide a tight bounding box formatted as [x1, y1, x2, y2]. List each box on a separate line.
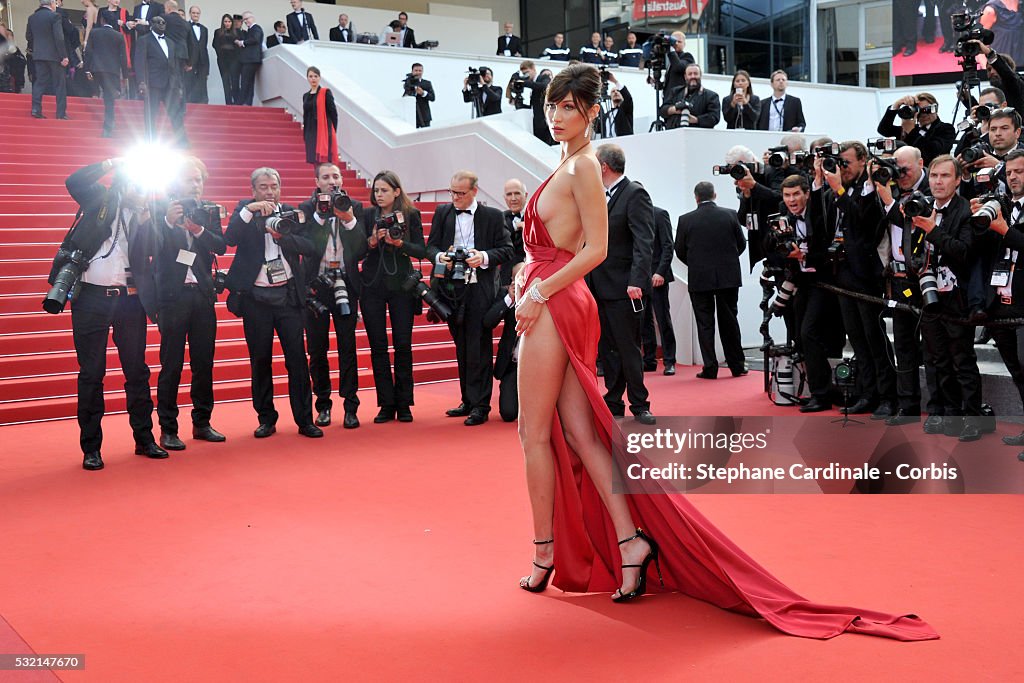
[512, 213, 522, 220]
[1014, 201, 1022, 214]
[455, 209, 472, 215]
[788, 212, 804, 222]
[774, 98, 783, 104]
[157, 35, 165, 39]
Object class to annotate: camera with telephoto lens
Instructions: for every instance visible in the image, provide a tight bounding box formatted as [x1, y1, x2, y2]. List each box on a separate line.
[767, 145, 790, 168]
[43, 248, 88, 314]
[375, 212, 406, 240]
[672, 98, 693, 126]
[901, 190, 934, 218]
[316, 190, 352, 215]
[713, 161, 763, 180]
[598, 65, 611, 99]
[265, 209, 300, 235]
[766, 213, 800, 259]
[975, 103, 993, 121]
[771, 279, 798, 316]
[402, 271, 453, 323]
[309, 267, 351, 316]
[178, 198, 222, 228]
[971, 193, 1010, 234]
[871, 157, 905, 184]
[466, 66, 482, 88]
[952, 10, 994, 59]
[960, 143, 990, 164]
[897, 102, 937, 120]
[917, 269, 941, 311]
[821, 154, 849, 174]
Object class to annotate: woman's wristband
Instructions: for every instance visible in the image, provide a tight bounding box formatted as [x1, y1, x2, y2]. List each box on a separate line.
[528, 283, 549, 304]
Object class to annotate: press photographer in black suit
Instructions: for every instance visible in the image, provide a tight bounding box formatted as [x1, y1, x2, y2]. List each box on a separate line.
[877, 92, 955, 167]
[298, 162, 367, 430]
[662, 31, 695, 94]
[402, 62, 434, 128]
[601, 71, 633, 137]
[492, 178, 527, 422]
[53, 159, 166, 470]
[588, 144, 656, 425]
[151, 157, 226, 451]
[224, 167, 321, 439]
[520, 60, 554, 145]
[427, 171, 513, 426]
[83, 14, 127, 137]
[462, 66, 502, 117]
[660, 63, 720, 130]
[641, 205, 676, 375]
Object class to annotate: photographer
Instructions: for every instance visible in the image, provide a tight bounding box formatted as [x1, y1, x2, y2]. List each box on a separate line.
[52, 158, 164, 470]
[402, 62, 434, 129]
[462, 66, 502, 117]
[298, 162, 367, 430]
[151, 157, 226, 451]
[600, 71, 633, 137]
[974, 40, 1024, 112]
[660, 63, 720, 130]
[960, 107, 1023, 175]
[360, 170, 427, 424]
[224, 167, 321, 439]
[427, 171, 512, 426]
[877, 92, 955, 167]
[492, 178, 528, 422]
[519, 60, 554, 145]
[815, 142, 895, 417]
[662, 31, 694, 94]
[972, 149, 1024, 456]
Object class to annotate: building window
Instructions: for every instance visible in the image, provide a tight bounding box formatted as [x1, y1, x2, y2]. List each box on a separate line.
[705, 0, 809, 78]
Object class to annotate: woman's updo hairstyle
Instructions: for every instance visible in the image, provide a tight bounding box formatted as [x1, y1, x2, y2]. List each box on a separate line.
[545, 63, 602, 123]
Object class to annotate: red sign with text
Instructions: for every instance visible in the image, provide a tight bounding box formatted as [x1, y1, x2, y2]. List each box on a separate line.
[632, 0, 709, 21]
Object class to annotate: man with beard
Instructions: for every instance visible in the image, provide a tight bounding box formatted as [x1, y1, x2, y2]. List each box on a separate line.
[660, 62, 720, 129]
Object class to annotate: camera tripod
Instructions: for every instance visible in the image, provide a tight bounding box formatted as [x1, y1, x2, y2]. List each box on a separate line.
[831, 385, 864, 427]
[467, 84, 484, 119]
[647, 59, 667, 133]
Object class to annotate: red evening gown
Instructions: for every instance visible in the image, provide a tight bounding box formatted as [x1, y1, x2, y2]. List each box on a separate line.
[519, 172, 939, 641]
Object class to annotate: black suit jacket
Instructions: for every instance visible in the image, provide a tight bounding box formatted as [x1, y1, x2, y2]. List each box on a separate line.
[266, 33, 295, 48]
[499, 210, 526, 287]
[663, 48, 695, 94]
[359, 206, 428, 292]
[652, 207, 674, 283]
[59, 162, 157, 319]
[408, 78, 434, 126]
[426, 204, 513, 302]
[923, 194, 973, 285]
[329, 24, 355, 42]
[84, 24, 127, 77]
[151, 203, 227, 305]
[186, 21, 210, 73]
[224, 200, 316, 302]
[587, 178, 655, 299]
[606, 86, 634, 136]
[131, 1, 164, 37]
[661, 85, 721, 129]
[286, 10, 318, 42]
[496, 34, 522, 56]
[756, 94, 806, 132]
[401, 26, 417, 49]
[876, 110, 956, 166]
[976, 212, 1024, 313]
[26, 7, 67, 63]
[462, 84, 502, 115]
[162, 11, 192, 66]
[674, 202, 745, 292]
[298, 197, 368, 300]
[136, 32, 177, 91]
[239, 24, 263, 63]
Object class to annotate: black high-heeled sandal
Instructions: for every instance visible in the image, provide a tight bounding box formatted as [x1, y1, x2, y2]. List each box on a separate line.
[612, 528, 663, 603]
[519, 538, 554, 593]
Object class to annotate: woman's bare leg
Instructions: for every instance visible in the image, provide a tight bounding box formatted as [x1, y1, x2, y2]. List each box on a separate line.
[517, 304, 570, 588]
[556, 366, 651, 599]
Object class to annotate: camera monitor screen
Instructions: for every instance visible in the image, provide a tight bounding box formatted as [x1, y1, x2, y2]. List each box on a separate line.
[385, 31, 401, 46]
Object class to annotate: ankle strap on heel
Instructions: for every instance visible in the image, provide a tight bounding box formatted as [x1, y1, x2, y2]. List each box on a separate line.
[533, 538, 554, 545]
[617, 528, 644, 545]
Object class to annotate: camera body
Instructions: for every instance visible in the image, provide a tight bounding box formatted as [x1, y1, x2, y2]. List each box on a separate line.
[897, 103, 936, 120]
[213, 268, 227, 295]
[952, 10, 994, 59]
[767, 145, 789, 169]
[402, 73, 420, 96]
[766, 213, 800, 259]
[961, 143, 990, 164]
[433, 246, 470, 282]
[375, 212, 406, 240]
[316, 189, 352, 215]
[178, 198, 222, 229]
[466, 65, 481, 89]
[971, 192, 1010, 233]
[43, 247, 88, 314]
[901, 190, 934, 218]
[264, 209, 301, 235]
[871, 157, 905, 184]
[309, 267, 351, 316]
[712, 161, 763, 180]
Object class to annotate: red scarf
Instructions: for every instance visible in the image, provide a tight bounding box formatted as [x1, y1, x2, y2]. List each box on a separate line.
[118, 8, 133, 68]
[314, 87, 337, 164]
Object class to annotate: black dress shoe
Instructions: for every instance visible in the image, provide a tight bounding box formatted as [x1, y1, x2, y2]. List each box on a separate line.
[57, 115, 71, 120]
[446, 403, 471, 417]
[396, 406, 414, 422]
[160, 432, 186, 451]
[695, 370, 718, 380]
[871, 401, 895, 420]
[799, 399, 831, 413]
[845, 398, 874, 415]
[343, 411, 359, 429]
[298, 424, 324, 438]
[885, 410, 920, 426]
[135, 442, 170, 459]
[903, 45, 917, 57]
[959, 423, 982, 442]
[83, 451, 104, 470]
[193, 425, 226, 442]
[942, 416, 964, 437]
[254, 423, 277, 438]
[1002, 431, 1024, 446]
[374, 407, 395, 423]
[634, 410, 657, 426]
[315, 408, 332, 426]
[923, 415, 945, 434]
[643, 363, 658, 373]
[31, 112, 45, 119]
[663, 363, 676, 376]
[464, 410, 489, 426]
[731, 367, 749, 377]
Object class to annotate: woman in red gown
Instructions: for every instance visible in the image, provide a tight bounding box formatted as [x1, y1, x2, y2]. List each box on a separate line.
[513, 63, 938, 641]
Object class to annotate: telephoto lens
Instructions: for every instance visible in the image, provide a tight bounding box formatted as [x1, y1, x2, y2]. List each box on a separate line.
[771, 280, 798, 316]
[970, 198, 1003, 232]
[917, 271, 941, 312]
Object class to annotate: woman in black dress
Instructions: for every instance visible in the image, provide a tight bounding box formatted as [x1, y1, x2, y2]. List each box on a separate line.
[212, 13, 238, 104]
[303, 66, 338, 166]
[359, 171, 428, 423]
[721, 70, 760, 130]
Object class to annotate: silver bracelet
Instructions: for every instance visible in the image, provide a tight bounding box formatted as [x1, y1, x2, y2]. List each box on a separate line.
[528, 283, 549, 304]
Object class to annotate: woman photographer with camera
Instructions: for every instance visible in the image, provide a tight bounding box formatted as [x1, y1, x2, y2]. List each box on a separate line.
[303, 66, 338, 167]
[360, 170, 427, 423]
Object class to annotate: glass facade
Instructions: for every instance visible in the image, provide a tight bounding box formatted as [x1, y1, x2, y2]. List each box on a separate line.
[706, 0, 811, 79]
[522, 0, 598, 60]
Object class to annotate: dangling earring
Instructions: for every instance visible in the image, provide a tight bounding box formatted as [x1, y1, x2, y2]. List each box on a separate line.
[584, 123, 591, 139]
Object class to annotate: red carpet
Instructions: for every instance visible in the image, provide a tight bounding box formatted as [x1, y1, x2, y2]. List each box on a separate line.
[1, 372, 1022, 681]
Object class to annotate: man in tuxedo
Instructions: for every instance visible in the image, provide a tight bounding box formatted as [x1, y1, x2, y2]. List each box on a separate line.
[661, 63, 720, 129]
[84, 14, 127, 136]
[492, 178, 527, 422]
[286, 0, 318, 43]
[403, 62, 434, 128]
[26, 0, 69, 119]
[225, 167, 321, 438]
[588, 144, 656, 425]
[298, 162, 367, 430]
[184, 5, 208, 103]
[135, 15, 186, 145]
[161, 1, 192, 93]
[130, 0, 163, 37]
[601, 72, 633, 137]
[54, 0, 82, 95]
[397, 11, 418, 49]
[427, 170, 513, 426]
[235, 11, 262, 106]
[151, 158, 227, 451]
[266, 21, 293, 48]
[641, 205, 677, 375]
[756, 70, 806, 132]
[496, 22, 521, 57]
[675, 183, 747, 380]
[462, 66, 502, 117]
[57, 159, 167, 469]
[329, 14, 354, 43]
[520, 60, 554, 145]
[877, 92, 956, 167]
